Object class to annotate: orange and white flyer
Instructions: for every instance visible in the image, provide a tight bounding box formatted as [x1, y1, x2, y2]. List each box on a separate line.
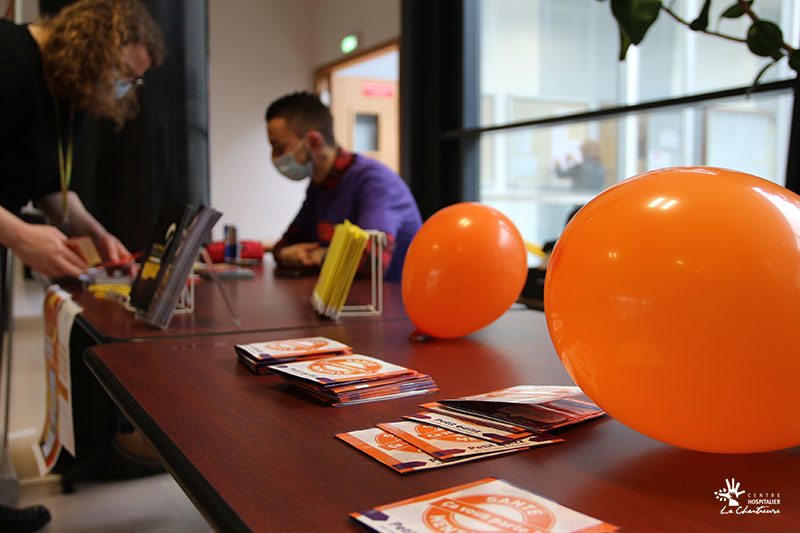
[33, 285, 82, 475]
[330, 387, 437, 406]
[376, 421, 561, 461]
[420, 402, 533, 433]
[293, 375, 438, 406]
[320, 372, 433, 395]
[437, 386, 605, 433]
[455, 386, 591, 405]
[336, 428, 518, 474]
[270, 354, 414, 386]
[272, 353, 437, 406]
[350, 477, 619, 533]
[234, 336, 351, 363]
[403, 411, 534, 444]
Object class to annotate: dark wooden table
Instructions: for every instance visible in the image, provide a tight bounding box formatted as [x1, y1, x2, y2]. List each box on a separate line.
[84, 310, 800, 532]
[61, 261, 407, 488]
[69, 261, 407, 343]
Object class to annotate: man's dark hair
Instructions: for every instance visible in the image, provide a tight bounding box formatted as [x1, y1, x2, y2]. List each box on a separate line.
[265, 91, 336, 146]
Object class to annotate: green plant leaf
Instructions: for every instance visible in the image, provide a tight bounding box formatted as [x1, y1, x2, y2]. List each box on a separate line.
[618, 27, 633, 60]
[610, 0, 662, 45]
[720, 0, 752, 19]
[690, 0, 712, 31]
[789, 50, 800, 73]
[747, 20, 784, 60]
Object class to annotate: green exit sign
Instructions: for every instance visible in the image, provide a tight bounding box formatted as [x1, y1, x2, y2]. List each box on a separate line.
[341, 34, 359, 54]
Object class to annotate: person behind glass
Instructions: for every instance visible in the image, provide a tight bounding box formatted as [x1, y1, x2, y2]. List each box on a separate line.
[539, 204, 584, 270]
[266, 91, 422, 282]
[0, 0, 164, 279]
[0, 1, 163, 531]
[554, 140, 606, 193]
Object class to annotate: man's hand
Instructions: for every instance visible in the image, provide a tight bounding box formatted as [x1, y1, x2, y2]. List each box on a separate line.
[278, 242, 323, 267]
[13, 222, 87, 278]
[308, 246, 327, 266]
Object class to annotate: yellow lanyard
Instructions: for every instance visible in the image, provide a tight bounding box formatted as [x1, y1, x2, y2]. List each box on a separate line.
[54, 101, 74, 229]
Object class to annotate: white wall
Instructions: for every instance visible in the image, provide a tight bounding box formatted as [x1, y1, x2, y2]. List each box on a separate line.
[311, 0, 400, 66]
[14, 0, 38, 22]
[209, 0, 313, 244]
[209, 0, 401, 244]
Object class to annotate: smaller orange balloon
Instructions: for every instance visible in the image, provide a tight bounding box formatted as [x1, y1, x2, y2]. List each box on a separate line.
[402, 202, 527, 338]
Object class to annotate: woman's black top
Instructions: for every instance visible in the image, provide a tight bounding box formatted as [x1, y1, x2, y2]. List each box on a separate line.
[0, 19, 74, 214]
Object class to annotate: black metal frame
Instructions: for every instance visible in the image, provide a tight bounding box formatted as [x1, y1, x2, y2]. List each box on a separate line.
[783, 79, 800, 193]
[401, 0, 471, 219]
[444, 79, 798, 140]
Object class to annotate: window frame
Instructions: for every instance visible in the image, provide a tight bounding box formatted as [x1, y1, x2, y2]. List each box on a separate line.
[401, 0, 800, 217]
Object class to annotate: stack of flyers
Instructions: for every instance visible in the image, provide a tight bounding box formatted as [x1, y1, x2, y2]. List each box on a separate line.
[401, 410, 535, 444]
[336, 422, 560, 474]
[375, 421, 560, 461]
[335, 428, 521, 474]
[269, 354, 438, 406]
[350, 477, 618, 532]
[235, 337, 352, 375]
[421, 385, 605, 433]
[311, 219, 369, 319]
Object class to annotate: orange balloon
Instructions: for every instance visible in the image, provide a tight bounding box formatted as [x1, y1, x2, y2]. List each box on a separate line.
[402, 202, 527, 338]
[545, 167, 800, 453]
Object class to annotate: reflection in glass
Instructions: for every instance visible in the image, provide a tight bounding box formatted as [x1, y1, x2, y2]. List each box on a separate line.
[478, 92, 792, 257]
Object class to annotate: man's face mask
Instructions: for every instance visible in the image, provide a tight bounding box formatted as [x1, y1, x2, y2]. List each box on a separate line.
[273, 138, 313, 181]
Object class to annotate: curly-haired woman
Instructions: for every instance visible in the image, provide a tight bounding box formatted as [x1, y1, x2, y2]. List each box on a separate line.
[0, 0, 164, 279]
[0, 2, 163, 531]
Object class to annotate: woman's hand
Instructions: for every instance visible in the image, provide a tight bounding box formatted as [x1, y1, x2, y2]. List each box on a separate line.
[93, 231, 130, 263]
[13, 222, 87, 278]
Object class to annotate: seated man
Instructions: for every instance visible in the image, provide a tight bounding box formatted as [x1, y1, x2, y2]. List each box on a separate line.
[266, 91, 422, 282]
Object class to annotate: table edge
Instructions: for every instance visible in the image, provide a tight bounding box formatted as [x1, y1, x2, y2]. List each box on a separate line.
[82, 347, 251, 533]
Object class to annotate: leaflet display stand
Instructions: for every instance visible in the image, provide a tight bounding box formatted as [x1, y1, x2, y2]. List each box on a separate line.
[128, 253, 240, 328]
[171, 275, 195, 315]
[128, 275, 194, 317]
[311, 222, 385, 320]
[130, 276, 195, 320]
[128, 205, 222, 329]
[337, 230, 384, 317]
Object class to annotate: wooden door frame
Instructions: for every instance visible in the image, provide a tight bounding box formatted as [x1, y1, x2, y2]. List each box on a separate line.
[314, 38, 400, 99]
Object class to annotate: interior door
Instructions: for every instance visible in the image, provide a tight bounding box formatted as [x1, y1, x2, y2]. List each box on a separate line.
[330, 75, 399, 173]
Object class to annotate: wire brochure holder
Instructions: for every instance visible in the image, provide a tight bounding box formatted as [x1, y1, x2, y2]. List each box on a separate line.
[169, 273, 195, 314]
[311, 220, 385, 320]
[128, 205, 225, 329]
[102, 255, 240, 328]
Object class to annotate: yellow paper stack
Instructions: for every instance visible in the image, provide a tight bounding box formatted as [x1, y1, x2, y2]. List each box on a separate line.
[311, 220, 369, 319]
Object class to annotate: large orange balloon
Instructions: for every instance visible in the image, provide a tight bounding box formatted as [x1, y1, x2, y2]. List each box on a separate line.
[402, 202, 527, 338]
[545, 167, 800, 453]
